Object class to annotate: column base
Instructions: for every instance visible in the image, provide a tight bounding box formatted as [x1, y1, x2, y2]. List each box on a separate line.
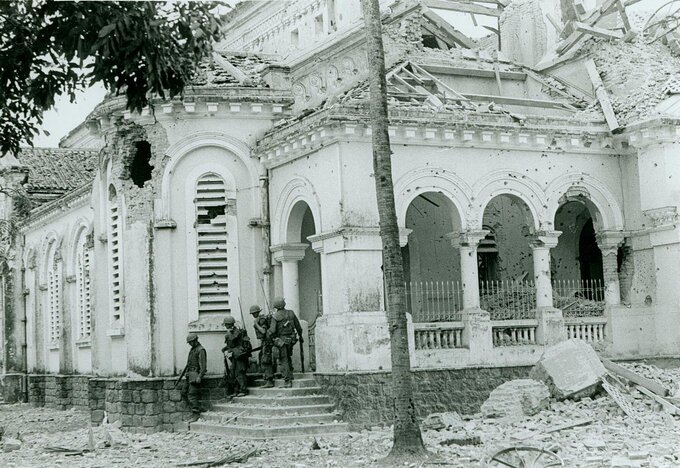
[534, 307, 565, 346]
[462, 308, 493, 357]
[314, 311, 414, 372]
[0, 373, 27, 403]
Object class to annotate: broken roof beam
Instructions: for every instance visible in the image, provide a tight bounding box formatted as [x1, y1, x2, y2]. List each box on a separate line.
[460, 93, 577, 110]
[556, 0, 621, 54]
[422, 6, 476, 49]
[418, 63, 526, 81]
[423, 0, 502, 17]
[211, 52, 247, 84]
[573, 22, 623, 40]
[584, 58, 620, 132]
[523, 68, 590, 104]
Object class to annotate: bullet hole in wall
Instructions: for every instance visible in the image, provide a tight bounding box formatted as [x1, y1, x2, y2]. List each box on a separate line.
[129, 141, 153, 188]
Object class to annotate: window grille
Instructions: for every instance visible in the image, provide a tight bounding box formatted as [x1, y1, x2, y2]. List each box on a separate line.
[109, 187, 122, 321]
[47, 246, 61, 343]
[195, 174, 230, 314]
[76, 236, 92, 338]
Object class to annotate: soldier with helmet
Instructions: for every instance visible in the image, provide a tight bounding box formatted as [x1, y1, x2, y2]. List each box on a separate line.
[267, 297, 303, 388]
[250, 304, 275, 388]
[221, 315, 252, 397]
[181, 333, 207, 420]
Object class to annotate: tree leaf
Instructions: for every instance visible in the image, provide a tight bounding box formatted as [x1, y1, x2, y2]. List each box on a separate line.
[98, 23, 116, 38]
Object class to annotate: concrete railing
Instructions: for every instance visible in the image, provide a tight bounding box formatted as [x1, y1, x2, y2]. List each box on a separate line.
[564, 316, 607, 343]
[413, 322, 464, 350]
[491, 319, 538, 346]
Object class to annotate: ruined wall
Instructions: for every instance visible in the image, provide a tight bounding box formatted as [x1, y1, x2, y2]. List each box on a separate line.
[315, 366, 531, 427]
[552, 202, 591, 281]
[483, 196, 535, 282]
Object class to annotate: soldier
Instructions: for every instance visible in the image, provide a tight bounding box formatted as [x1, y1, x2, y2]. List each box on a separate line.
[250, 305, 275, 388]
[221, 315, 252, 397]
[182, 333, 207, 421]
[267, 297, 303, 388]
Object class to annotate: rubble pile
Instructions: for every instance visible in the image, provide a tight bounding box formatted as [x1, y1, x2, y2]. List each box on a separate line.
[553, 291, 605, 317]
[480, 379, 550, 418]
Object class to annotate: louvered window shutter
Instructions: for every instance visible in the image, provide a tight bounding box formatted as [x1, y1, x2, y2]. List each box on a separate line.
[76, 238, 92, 338]
[195, 174, 230, 314]
[109, 198, 122, 321]
[48, 248, 61, 343]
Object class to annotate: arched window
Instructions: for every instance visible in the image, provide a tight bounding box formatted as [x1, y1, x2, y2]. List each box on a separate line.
[46, 241, 61, 344]
[108, 185, 122, 321]
[195, 174, 230, 314]
[75, 231, 92, 338]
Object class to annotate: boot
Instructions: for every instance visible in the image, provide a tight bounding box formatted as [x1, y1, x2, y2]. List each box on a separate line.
[283, 381, 293, 388]
[262, 380, 274, 389]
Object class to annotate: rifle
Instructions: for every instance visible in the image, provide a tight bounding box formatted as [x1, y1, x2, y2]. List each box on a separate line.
[299, 340, 305, 373]
[174, 364, 188, 388]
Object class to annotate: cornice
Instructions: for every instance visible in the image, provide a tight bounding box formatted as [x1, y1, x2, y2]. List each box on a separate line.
[20, 184, 92, 232]
[255, 111, 618, 169]
[614, 117, 680, 149]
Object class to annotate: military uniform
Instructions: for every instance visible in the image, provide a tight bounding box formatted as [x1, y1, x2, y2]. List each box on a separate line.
[183, 334, 207, 415]
[252, 308, 274, 387]
[222, 321, 251, 396]
[268, 298, 303, 387]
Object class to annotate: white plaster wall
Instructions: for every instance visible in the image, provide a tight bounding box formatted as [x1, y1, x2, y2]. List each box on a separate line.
[23, 202, 94, 374]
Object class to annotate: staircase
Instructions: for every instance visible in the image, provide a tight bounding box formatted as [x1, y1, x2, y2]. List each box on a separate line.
[190, 373, 349, 439]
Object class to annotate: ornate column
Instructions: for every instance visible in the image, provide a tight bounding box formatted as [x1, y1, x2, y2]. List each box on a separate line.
[530, 231, 561, 308]
[596, 231, 624, 307]
[530, 231, 564, 346]
[270, 243, 308, 317]
[447, 230, 489, 309]
[448, 230, 491, 359]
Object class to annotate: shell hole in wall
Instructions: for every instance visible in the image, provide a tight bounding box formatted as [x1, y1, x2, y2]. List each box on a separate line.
[129, 141, 153, 188]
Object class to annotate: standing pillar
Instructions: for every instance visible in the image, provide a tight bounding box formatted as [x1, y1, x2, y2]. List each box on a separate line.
[271, 243, 308, 317]
[596, 232, 624, 307]
[448, 230, 492, 360]
[530, 231, 564, 345]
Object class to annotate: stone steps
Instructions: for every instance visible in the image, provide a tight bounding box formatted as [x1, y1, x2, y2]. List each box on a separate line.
[191, 373, 347, 439]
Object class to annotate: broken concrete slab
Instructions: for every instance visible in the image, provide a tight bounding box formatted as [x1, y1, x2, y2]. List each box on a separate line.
[421, 411, 465, 431]
[481, 379, 550, 418]
[530, 339, 606, 400]
[3, 437, 21, 452]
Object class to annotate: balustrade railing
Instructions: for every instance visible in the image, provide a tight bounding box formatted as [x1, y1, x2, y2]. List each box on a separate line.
[405, 280, 463, 323]
[414, 322, 464, 350]
[480, 280, 536, 320]
[491, 320, 538, 346]
[564, 316, 607, 343]
[553, 278, 605, 317]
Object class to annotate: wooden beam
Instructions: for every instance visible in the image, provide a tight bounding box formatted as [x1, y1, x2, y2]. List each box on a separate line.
[601, 358, 669, 396]
[460, 93, 575, 110]
[546, 13, 563, 34]
[211, 52, 247, 83]
[573, 22, 624, 40]
[584, 59, 620, 132]
[616, 0, 632, 32]
[422, 7, 476, 49]
[423, 0, 501, 17]
[523, 69, 584, 107]
[636, 386, 680, 415]
[419, 63, 526, 80]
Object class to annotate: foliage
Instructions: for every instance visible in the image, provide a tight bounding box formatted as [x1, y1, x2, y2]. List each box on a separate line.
[0, 0, 224, 155]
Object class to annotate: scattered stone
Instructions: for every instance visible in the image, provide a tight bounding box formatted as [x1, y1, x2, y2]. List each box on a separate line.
[2, 437, 21, 452]
[439, 434, 481, 446]
[481, 379, 550, 418]
[421, 411, 465, 431]
[583, 435, 607, 449]
[530, 339, 606, 400]
[610, 454, 634, 467]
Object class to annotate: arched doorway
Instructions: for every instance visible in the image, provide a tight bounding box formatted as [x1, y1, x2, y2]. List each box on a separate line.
[285, 201, 321, 370]
[403, 192, 462, 322]
[552, 200, 607, 312]
[480, 194, 536, 320]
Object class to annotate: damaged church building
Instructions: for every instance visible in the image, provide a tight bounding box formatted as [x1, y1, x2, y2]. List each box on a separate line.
[1, 0, 680, 431]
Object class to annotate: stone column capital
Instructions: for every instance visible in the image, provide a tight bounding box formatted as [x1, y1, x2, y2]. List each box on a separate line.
[446, 230, 490, 249]
[596, 230, 625, 253]
[399, 227, 413, 248]
[529, 230, 562, 249]
[270, 243, 308, 263]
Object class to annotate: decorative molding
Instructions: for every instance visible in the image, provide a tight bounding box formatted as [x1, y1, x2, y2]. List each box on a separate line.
[19, 184, 92, 233]
[446, 230, 490, 249]
[154, 219, 177, 230]
[530, 230, 562, 249]
[643, 206, 679, 228]
[270, 242, 308, 263]
[65, 275, 76, 284]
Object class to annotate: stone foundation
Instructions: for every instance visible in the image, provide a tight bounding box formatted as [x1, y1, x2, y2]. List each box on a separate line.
[24, 374, 227, 433]
[314, 366, 531, 427]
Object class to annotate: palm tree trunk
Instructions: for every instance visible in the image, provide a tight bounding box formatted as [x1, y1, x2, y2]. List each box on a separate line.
[360, 0, 426, 456]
